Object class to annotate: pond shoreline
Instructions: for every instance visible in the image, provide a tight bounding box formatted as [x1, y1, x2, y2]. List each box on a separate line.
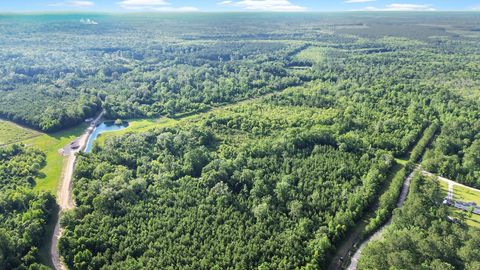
[84, 120, 129, 153]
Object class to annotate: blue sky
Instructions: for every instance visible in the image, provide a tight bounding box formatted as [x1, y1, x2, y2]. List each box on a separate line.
[0, 0, 479, 12]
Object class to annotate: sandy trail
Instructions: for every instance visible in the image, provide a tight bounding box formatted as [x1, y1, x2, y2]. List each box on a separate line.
[50, 112, 103, 270]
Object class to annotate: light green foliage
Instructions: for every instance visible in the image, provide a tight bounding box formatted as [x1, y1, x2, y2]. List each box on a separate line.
[294, 46, 327, 64]
[0, 120, 39, 145]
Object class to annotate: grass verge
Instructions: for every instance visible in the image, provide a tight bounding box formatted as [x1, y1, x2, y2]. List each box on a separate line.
[25, 124, 87, 193]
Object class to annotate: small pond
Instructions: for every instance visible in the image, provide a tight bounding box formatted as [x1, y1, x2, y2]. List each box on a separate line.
[84, 121, 128, 153]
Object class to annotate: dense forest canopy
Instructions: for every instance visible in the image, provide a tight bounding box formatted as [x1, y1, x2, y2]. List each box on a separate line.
[0, 145, 55, 269]
[60, 99, 395, 269]
[0, 12, 479, 270]
[1, 13, 479, 131]
[59, 69, 475, 268]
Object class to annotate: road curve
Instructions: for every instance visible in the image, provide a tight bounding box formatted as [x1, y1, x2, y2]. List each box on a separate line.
[347, 170, 416, 270]
[421, 170, 480, 194]
[50, 112, 103, 270]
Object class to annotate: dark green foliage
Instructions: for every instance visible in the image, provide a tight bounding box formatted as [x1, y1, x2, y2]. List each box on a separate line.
[60, 94, 402, 269]
[0, 15, 312, 131]
[0, 145, 55, 269]
[358, 174, 480, 270]
[0, 144, 46, 190]
[410, 121, 439, 163]
[364, 121, 440, 235]
[423, 112, 480, 188]
[1, 13, 479, 270]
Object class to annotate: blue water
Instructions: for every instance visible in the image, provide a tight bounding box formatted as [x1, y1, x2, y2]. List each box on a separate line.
[84, 121, 128, 153]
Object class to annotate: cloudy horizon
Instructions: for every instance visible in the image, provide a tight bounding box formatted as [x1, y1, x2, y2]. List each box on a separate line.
[1, 0, 479, 12]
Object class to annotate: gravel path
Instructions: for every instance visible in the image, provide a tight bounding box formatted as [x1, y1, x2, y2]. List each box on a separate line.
[347, 170, 415, 270]
[50, 112, 103, 270]
[421, 170, 480, 194]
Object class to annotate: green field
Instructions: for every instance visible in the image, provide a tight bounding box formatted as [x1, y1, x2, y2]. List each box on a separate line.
[25, 124, 87, 193]
[454, 185, 480, 205]
[452, 185, 480, 228]
[439, 179, 449, 195]
[446, 206, 480, 228]
[294, 46, 327, 64]
[0, 120, 40, 145]
[95, 118, 178, 146]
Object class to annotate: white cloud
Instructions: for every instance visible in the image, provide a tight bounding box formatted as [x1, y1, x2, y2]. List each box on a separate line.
[118, 0, 198, 11]
[155, 6, 199, 11]
[361, 3, 436, 11]
[118, 0, 168, 9]
[219, 0, 307, 12]
[49, 1, 94, 7]
[345, 0, 375, 3]
[470, 5, 480, 11]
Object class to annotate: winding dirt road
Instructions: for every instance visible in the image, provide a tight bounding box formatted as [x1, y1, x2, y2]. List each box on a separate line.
[50, 112, 103, 270]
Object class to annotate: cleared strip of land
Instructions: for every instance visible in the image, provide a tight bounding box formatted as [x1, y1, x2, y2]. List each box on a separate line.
[0, 119, 41, 146]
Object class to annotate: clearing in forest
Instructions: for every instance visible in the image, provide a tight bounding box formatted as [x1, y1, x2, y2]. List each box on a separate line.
[294, 46, 327, 64]
[0, 119, 87, 193]
[0, 120, 40, 145]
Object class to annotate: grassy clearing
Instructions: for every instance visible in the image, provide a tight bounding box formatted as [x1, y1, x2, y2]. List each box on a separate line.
[0, 119, 86, 194]
[439, 179, 449, 195]
[445, 208, 480, 228]
[0, 120, 40, 145]
[454, 185, 480, 205]
[25, 124, 87, 194]
[294, 46, 326, 64]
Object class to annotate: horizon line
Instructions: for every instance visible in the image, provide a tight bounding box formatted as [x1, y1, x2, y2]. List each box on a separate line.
[1, 10, 479, 15]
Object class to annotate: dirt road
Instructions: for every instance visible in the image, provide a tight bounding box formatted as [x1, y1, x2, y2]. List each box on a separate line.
[347, 170, 416, 270]
[50, 112, 103, 270]
[421, 170, 480, 194]
[347, 170, 480, 269]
